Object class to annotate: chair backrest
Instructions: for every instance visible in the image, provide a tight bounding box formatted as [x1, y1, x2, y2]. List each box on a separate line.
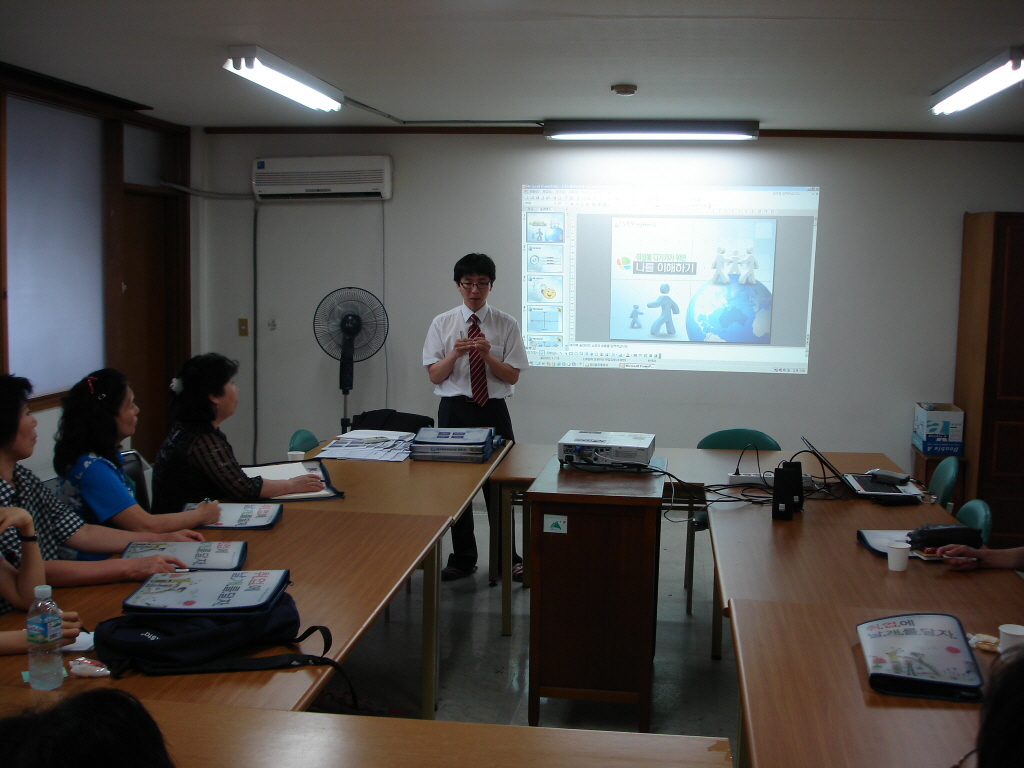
[955, 498, 992, 545]
[289, 429, 320, 453]
[928, 456, 959, 511]
[697, 428, 781, 451]
[352, 409, 434, 434]
[120, 450, 152, 512]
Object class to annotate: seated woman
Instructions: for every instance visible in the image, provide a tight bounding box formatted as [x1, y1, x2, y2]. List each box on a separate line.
[0, 374, 196, 590]
[152, 353, 323, 514]
[0, 505, 81, 655]
[54, 369, 219, 534]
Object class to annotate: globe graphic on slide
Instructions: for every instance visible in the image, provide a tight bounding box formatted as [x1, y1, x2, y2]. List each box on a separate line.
[685, 274, 773, 343]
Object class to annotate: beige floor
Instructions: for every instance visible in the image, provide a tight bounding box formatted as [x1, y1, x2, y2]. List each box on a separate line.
[312, 496, 739, 746]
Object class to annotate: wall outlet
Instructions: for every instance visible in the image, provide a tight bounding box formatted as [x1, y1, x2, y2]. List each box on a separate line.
[238, 318, 249, 337]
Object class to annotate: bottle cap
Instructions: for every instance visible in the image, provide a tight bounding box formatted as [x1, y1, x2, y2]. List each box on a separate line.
[33, 585, 52, 599]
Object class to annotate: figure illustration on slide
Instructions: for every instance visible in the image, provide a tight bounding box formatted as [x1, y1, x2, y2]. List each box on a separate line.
[740, 247, 759, 285]
[647, 284, 680, 336]
[629, 305, 644, 329]
[728, 249, 743, 276]
[711, 247, 729, 284]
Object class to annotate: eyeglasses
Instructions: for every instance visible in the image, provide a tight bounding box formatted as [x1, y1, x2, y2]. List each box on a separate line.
[459, 281, 492, 290]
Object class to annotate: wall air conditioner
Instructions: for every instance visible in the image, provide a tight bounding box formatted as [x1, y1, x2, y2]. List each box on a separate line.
[252, 155, 393, 201]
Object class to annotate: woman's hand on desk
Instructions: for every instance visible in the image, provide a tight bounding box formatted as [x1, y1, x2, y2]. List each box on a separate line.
[938, 544, 982, 570]
[118, 555, 189, 581]
[938, 544, 1024, 571]
[59, 611, 82, 644]
[194, 500, 221, 526]
[288, 474, 325, 494]
[158, 529, 205, 542]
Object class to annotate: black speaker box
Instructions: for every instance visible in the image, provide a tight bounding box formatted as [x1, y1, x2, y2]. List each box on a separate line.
[772, 462, 803, 520]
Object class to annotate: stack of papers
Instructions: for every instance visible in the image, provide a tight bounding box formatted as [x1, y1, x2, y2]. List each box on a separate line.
[316, 430, 414, 462]
[411, 427, 495, 463]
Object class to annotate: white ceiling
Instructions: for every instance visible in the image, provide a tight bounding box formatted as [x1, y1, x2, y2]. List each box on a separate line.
[1, 0, 1023, 134]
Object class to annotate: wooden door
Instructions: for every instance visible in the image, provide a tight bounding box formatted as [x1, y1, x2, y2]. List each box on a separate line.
[112, 189, 188, 461]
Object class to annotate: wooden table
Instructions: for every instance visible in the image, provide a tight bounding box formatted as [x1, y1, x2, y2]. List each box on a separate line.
[0, 688, 734, 768]
[487, 445, 875, 637]
[0, 510, 449, 712]
[526, 457, 666, 731]
[710, 457, 1024, 768]
[292, 442, 511, 716]
[731, 599, 1007, 768]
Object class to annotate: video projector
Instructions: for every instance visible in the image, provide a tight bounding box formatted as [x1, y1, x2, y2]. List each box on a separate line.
[558, 430, 656, 467]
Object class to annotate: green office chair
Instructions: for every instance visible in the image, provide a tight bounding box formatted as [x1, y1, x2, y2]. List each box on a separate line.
[696, 428, 781, 451]
[928, 456, 959, 512]
[289, 429, 319, 454]
[685, 429, 781, 645]
[955, 498, 991, 545]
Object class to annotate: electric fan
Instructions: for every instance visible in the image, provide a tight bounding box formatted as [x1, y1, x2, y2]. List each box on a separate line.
[313, 287, 389, 433]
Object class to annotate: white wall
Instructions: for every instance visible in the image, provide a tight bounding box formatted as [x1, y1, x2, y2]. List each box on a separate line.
[191, 132, 1024, 472]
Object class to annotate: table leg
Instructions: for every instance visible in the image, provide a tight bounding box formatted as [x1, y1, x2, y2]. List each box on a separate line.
[487, 481, 501, 585]
[502, 485, 514, 636]
[521, 492, 532, 588]
[421, 541, 440, 719]
[712, 568, 723, 660]
[735, 689, 749, 768]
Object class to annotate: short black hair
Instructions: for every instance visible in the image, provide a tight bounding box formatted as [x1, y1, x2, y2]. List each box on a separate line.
[454, 253, 496, 284]
[54, 368, 129, 476]
[0, 373, 32, 448]
[0, 688, 176, 768]
[978, 646, 1024, 766]
[170, 353, 239, 424]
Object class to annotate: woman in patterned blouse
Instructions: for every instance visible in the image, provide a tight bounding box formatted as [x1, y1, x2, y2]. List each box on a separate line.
[151, 353, 323, 514]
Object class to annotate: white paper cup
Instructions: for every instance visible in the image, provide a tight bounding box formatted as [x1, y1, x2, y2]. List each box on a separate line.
[287, 451, 306, 461]
[999, 624, 1024, 653]
[887, 541, 912, 571]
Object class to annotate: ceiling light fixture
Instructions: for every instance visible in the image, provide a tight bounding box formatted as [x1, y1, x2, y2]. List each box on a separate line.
[543, 119, 759, 141]
[931, 48, 1024, 115]
[223, 45, 344, 111]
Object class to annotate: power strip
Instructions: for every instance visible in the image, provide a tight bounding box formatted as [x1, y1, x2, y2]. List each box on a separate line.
[728, 472, 817, 489]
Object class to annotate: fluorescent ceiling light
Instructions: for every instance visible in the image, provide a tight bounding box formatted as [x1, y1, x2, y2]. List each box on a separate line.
[931, 48, 1024, 115]
[223, 45, 344, 111]
[544, 119, 759, 141]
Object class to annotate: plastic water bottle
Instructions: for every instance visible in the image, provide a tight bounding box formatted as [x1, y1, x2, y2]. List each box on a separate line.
[27, 585, 64, 690]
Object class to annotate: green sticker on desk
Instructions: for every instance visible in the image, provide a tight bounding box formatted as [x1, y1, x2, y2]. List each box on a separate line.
[543, 514, 568, 534]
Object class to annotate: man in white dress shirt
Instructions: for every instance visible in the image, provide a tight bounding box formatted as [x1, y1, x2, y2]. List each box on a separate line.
[422, 253, 529, 581]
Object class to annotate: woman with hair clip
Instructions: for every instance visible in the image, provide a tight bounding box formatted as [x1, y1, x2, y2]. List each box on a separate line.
[54, 369, 220, 535]
[152, 353, 323, 514]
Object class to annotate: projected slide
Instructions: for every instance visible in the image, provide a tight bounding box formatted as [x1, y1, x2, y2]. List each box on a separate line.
[521, 186, 818, 374]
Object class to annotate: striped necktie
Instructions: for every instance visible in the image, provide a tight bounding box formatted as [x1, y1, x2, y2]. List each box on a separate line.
[467, 314, 489, 407]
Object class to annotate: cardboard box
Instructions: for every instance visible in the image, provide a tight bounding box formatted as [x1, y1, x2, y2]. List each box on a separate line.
[912, 402, 964, 455]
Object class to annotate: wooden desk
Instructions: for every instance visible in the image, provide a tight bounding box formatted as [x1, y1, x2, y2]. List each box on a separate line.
[294, 442, 511, 715]
[731, 599, 1006, 768]
[710, 493, 1024, 615]
[0, 688, 734, 768]
[711, 453, 1024, 768]
[526, 457, 665, 731]
[487, 445, 885, 636]
[0, 510, 449, 712]
[303, 441, 511, 517]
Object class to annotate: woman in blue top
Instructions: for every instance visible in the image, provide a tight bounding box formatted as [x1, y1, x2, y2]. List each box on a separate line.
[54, 369, 219, 533]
